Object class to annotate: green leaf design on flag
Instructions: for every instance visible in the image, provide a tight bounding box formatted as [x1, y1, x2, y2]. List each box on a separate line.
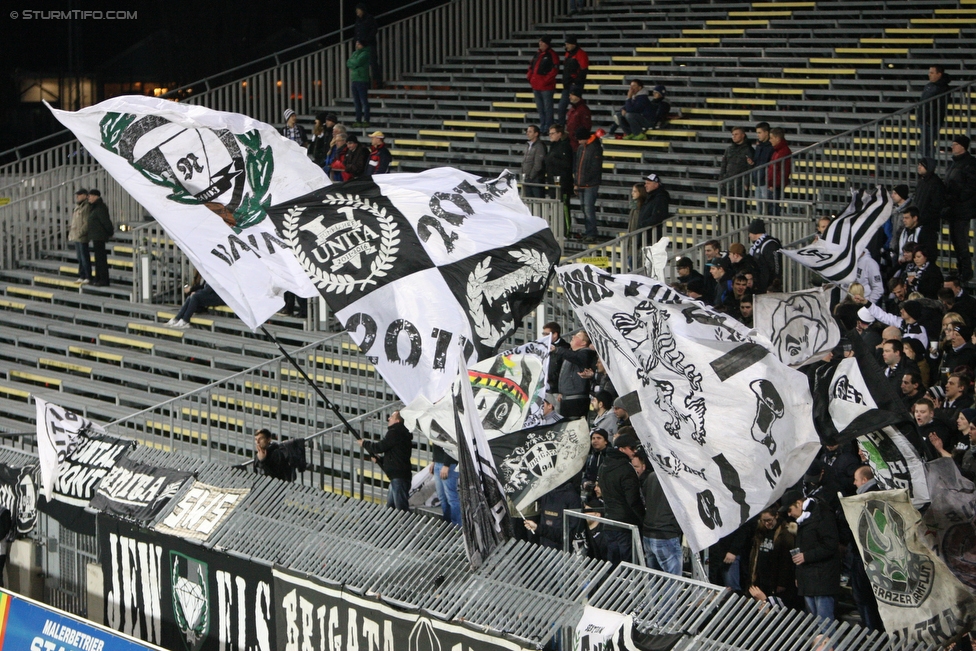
[99, 112, 137, 155]
[232, 130, 274, 230]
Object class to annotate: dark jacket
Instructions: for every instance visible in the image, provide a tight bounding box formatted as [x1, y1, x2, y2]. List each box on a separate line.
[598, 449, 644, 527]
[367, 143, 393, 175]
[343, 144, 370, 180]
[749, 522, 797, 601]
[749, 234, 782, 294]
[354, 11, 378, 46]
[582, 447, 606, 484]
[646, 97, 670, 128]
[308, 134, 331, 167]
[942, 342, 976, 379]
[574, 136, 603, 188]
[552, 346, 596, 398]
[364, 422, 413, 481]
[794, 497, 841, 597]
[566, 101, 592, 151]
[914, 169, 945, 228]
[87, 198, 114, 242]
[637, 187, 670, 229]
[534, 481, 583, 548]
[527, 48, 559, 91]
[623, 90, 653, 120]
[548, 336, 571, 393]
[545, 138, 574, 188]
[720, 141, 755, 181]
[919, 72, 952, 125]
[910, 262, 943, 300]
[752, 140, 774, 184]
[562, 46, 589, 88]
[642, 468, 680, 539]
[254, 442, 294, 482]
[943, 151, 976, 222]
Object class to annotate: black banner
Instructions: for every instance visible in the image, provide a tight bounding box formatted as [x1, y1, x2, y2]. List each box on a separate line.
[273, 568, 531, 651]
[0, 462, 38, 537]
[39, 432, 135, 535]
[89, 456, 193, 522]
[99, 515, 274, 651]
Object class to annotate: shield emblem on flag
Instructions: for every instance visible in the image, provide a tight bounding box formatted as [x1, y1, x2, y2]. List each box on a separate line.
[171, 552, 210, 651]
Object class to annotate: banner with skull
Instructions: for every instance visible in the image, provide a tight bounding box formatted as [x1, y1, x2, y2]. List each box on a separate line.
[268, 170, 560, 403]
[753, 288, 840, 367]
[49, 97, 324, 328]
[840, 489, 976, 646]
[556, 264, 820, 552]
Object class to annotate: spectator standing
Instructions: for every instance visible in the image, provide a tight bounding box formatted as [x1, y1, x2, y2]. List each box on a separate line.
[281, 109, 308, 148]
[550, 329, 596, 417]
[308, 113, 335, 166]
[527, 36, 559, 133]
[358, 411, 413, 511]
[342, 135, 370, 180]
[253, 428, 297, 482]
[545, 124, 575, 233]
[591, 391, 617, 436]
[326, 130, 349, 182]
[557, 35, 589, 125]
[353, 4, 381, 87]
[543, 321, 571, 394]
[747, 219, 782, 294]
[347, 42, 372, 127]
[850, 468, 884, 632]
[574, 129, 603, 244]
[750, 122, 774, 215]
[781, 490, 841, 623]
[915, 157, 945, 228]
[68, 189, 92, 283]
[748, 508, 798, 609]
[944, 275, 976, 326]
[87, 189, 113, 286]
[366, 131, 393, 175]
[431, 444, 460, 526]
[896, 206, 938, 265]
[918, 65, 952, 158]
[565, 87, 592, 151]
[627, 183, 648, 232]
[524, 480, 582, 548]
[958, 410, 976, 481]
[581, 428, 609, 501]
[908, 246, 943, 299]
[636, 172, 670, 233]
[767, 128, 792, 215]
[597, 430, 644, 565]
[641, 456, 683, 575]
[943, 135, 976, 282]
[521, 125, 547, 198]
[719, 127, 755, 214]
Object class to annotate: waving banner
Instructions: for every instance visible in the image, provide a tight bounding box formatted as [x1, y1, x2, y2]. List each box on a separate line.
[49, 96, 324, 328]
[89, 456, 194, 522]
[0, 463, 38, 537]
[35, 396, 106, 501]
[753, 288, 840, 367]
[556, 264, 820, 552]
[780, 186, 891, 284]
[920, 458, 976, 594]
[267, 169, 560, 403]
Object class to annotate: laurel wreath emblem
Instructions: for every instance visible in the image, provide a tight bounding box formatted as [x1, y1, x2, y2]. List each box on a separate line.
[282, 193, 399, 295]
[467, 248, 550, 345]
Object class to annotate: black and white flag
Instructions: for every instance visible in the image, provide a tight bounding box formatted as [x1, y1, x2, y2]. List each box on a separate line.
[921, 458, 976, 595]
[556, 264, 820, 552]
[89, 455, 194, 522]
[0, 462, 38, 537]
[268, 169, 560, 403]
[35, 396, 107, 501]
[490, 418, 590, 512]
[753, 288, 840, 367]
[780, 185, 891, 283]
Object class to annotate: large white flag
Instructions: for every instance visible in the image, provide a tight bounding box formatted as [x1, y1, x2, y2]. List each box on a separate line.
[49, 96, 324, 328]
[268, 169, 560, 403]
[753, 287, 840, 367]
[35, 397, 106, 500]
[556, 264, 820, 552]
[780, 186, 891, 283]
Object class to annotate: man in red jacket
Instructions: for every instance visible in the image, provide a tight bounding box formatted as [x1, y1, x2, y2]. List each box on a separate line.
[526, 36, 559, 133]
[565, 86, 592, 151]
[768, 127, 792, 216]
[556, 35, 589, 125]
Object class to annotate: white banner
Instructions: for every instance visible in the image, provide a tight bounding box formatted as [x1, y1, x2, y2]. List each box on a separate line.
[49, 96, 324, 328]
[920, 458, 976, 595]
[573, 606, 635, 651]
[753, 287, 840, 367]
[153, 480, 249, 542]
[34, 397, 107, 500]
[556, 264, 820, 552]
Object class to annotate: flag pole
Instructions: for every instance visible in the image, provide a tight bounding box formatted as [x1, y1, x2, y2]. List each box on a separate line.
[260, 326, 362, 440]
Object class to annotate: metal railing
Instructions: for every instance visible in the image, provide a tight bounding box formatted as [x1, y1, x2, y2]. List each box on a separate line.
[716, 79, 976, 220]
[563, 509, 644, 566]
[128, 220, 191, 305]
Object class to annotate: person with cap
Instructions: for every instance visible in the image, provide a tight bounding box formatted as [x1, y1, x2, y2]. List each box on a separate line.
[347, 41, 373, 127]
[557, 35, 589, 125]
[719, 127, 755, 214]
[938, 323, 976, 381]
[644, 85, 670, 134]
[767, 128, 792, 215]
[943, 134, 976, 282]
[635, 172, 670, 235]
[611, 396, 630, 432]
[521, 125, 547, 198]
[597, 428, 644, 565]
[545, 124, 575, 230]
[918, 65, 952, 158]
[540, 394, 563, 426]
[780, 488, 841, 623]
[707, 257, 733, 307]
[629, 84, 668, 139]
[353, 4, 381, 86]
[526, 36, 559, 133]
[366, 131, 393, 175]
[907, 245, 943, 299]
[675, 256, 704, 287]
[550, 329, 596, 417]
[749, 122, 774, 215]
[914, 156, 945, 228]
[747, 218, 782, 294]
[68, 188, 92, 284]
[574, 128, 603, 244]
[581, 427, 610, 500]
[308, 113, 336, 166]
[591, 391, 617, 436]
[727, 242, 757, 279]
[280, 108, 308, 147]
[855, 306, 882, 349]
[341, 134, 370, 180]
[86, 189, 114, 286]
[565, 86, 592, 151]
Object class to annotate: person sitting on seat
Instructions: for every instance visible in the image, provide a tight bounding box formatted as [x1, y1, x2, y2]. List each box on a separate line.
[166, 272, 225, 329]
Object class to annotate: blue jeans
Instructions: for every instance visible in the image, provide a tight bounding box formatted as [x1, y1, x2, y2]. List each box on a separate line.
[533, 90, 554, 133]
[754, 184, 770, 216]
[351, 81, 370, 123]
[804, 595, 835, 623]
[643, 536, 682, 576]
[433, 462, 460, 526]
[556, 91, 571, 126]
[387, 477, 409, 511]
[175, 285, 224, 322]
[624, 112, 651, 135]
[578, 186, 599, 237]
[74, 242, 92, 280]
[722, 556, 741, 591]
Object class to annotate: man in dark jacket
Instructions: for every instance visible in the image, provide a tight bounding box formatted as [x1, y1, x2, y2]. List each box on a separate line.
[565, 87, 592, 151]
[597, 430, 644, 565]
[86, 189, 114, 286]
[359, 410, 413, 510]
[366, 131, 393, 175]
[527, 36, 559, 133]
[746, 219, 781, 294]
[524, 480, 582, 548]
[557, 35, 589, 125]
[915, 157, 945, 228]
[918, 65, 952, 157]
[542, 321, 571, 393]
[354, 4, 381, 86]
[342, 135, 370, 180]
[550, 329, 596, 417]
[641, 454, 682, 575]
[720, 127, 755, 214]
[545, 125, 574, 232]
[253, 428, 296, 482]
[750, 122, 774, 215]
[574, 129, 602, 243]
[943, 135, 976, 281]
[782, 489, 840, 622]
[637, 173, 670, 233]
